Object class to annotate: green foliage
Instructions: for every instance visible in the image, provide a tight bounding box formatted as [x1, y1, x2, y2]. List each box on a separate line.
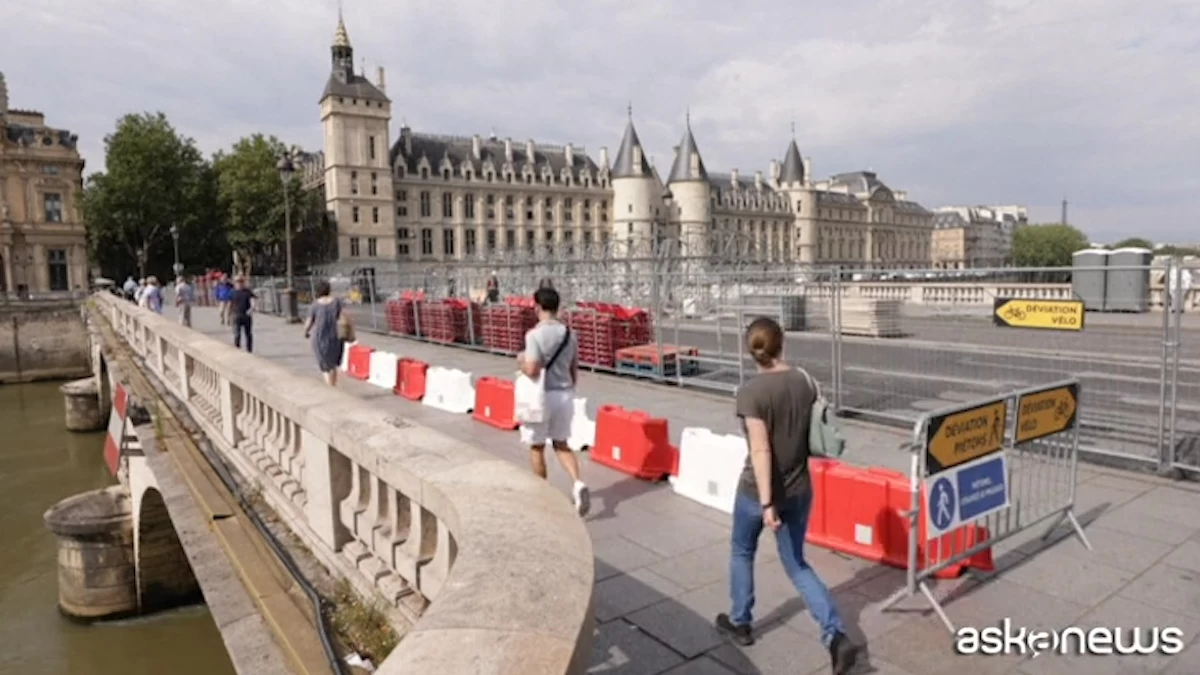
[81, 112, 226, 280]
[1012, 223, 1090, 268]
[1107, 237, 1154, 250]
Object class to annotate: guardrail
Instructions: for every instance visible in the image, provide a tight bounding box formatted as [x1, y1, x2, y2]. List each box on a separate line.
[91, 292, 595, 675]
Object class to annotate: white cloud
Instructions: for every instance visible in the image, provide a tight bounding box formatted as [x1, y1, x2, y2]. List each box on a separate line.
[3, 0, 1198, 241]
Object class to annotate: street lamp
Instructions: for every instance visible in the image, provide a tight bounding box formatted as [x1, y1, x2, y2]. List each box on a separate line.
[136, 247, 146, 279]
[276, 153, 300, 323]
[169, 225, 183, 277]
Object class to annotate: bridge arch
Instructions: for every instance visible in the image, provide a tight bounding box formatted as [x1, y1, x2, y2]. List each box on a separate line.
[134, 487, 201, 613]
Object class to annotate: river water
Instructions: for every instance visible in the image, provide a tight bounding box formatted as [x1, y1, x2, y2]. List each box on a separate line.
[0, 381, 235, 675]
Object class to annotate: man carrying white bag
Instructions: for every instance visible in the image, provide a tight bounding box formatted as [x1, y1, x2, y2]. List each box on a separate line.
[514, 287, 591, 517]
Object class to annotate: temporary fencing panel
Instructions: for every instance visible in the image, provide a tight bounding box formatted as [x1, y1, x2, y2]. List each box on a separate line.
[368, 351, 400, 389]
[394, 358, 428, 400]
[422, 367, 476, 414]
[567, 397, 597, 452]
[670, 427, 746, 513]
[473, 377, 519, 430]
[881, 379, 1091, 632]
[347, 344, 374, 381]
[591, 404, 678, 480]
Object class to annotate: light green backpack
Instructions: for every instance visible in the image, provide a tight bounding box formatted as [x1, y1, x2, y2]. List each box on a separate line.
[802, 369, 846, 458]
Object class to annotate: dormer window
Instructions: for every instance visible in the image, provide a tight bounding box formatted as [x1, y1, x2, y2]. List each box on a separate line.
[420, 167, 429, 180]
[465, 170, 473, 181]
[443, 169, 451, 181]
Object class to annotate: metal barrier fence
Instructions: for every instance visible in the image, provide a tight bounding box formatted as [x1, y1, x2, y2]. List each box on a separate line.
[251, 254, 1198, 476]
[882, 379, 1091, 632]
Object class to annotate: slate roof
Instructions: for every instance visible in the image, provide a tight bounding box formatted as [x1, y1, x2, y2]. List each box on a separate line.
[829, 170, 889, 196]
[610, 119, 652, 179]
[779, 139, 805, 184]
[667, 125, 707, 183]
[321, 74, 389, 104]
[390, 132, 602, 182]
[707, 172, 776, 193]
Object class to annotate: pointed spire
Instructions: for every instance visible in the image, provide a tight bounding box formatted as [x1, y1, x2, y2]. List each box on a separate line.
[611, 109, 652, 179]
[668, 115, 708, 184]
[779, 136, 805, 185]
[332, 2, 351, 48]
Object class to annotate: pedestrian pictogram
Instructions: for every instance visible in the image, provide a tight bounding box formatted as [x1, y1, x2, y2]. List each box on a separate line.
[924, 397, 1008, 476]
[929, 477, 957, 533]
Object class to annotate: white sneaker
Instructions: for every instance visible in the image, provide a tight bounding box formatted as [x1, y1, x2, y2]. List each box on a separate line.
[572, 481, 591, 517]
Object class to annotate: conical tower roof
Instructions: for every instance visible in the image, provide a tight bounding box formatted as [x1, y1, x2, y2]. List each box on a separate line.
[779, 137, 804, 184]
[611, 109, 652, 179]
[332, 11, 351, 48]
[667, 115, 708, 184]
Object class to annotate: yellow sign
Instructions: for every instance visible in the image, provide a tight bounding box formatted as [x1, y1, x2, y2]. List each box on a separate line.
[1016, 382, 1079, 444]
[925, 399, 1008, 475]
[993, 298, 1085, 331]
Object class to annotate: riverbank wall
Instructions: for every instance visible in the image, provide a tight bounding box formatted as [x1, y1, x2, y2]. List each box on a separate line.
[0, 299, 90, 383]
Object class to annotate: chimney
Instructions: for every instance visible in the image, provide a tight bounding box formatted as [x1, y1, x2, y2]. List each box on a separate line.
[769, 159, 779, 182]
[376, 66, 386, 93]
[504, 138, 513, 162]
[802, 157, 812, 186]
[895, 190, 907, 201]
[599, 146, 609, 168]
[526, 139, 536, 163]
[0, 73, 7, 116]
[754, 170, 763, 190]
[565, 143, 574, 165]
[401, 126, 412, 154]
[730, 168, 739, 185]
[471, 134, 482, 160]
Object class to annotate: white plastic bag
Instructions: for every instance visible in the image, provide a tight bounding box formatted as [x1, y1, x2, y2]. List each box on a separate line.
[514, 371, 545, 424]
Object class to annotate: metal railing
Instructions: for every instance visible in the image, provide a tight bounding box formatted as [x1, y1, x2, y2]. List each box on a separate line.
[90, 292, 595, 675]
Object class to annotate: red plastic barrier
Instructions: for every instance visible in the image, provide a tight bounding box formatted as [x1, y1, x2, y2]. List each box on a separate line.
[805, 459, 994, 579]
[347, 344, 374, 381]
[590, 405, 678, 481]
[394, 358, 428, 400]
[472, 377, 518, 430]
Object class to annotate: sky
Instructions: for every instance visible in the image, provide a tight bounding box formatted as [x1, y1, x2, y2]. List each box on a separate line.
[3, 0, 1199, 243]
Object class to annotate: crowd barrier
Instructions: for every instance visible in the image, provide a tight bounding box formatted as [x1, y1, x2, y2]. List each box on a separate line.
[567, 397, 597, 452]
[881, 379, 1092, 633]
[670, 427, 746, 513]
[422, 366, 476, 414]
[473, 376, 519, 430]
[591, 405, 679, 480]
[347, 344, 374, 381]
[394, 358, 428, 400]
[339, 342, 354, 372]
[368, 351, 400, 390]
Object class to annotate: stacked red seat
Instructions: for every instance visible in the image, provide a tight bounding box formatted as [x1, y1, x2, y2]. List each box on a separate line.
[480, 305, 536, 352]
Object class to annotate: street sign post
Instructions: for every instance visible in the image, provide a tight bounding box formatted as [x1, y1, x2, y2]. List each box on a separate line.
[1015, 381, 1079, 444]
[924, 397, 1008, 476]
[992, 298, 1085, 331]
[925, 451, 1010, 538]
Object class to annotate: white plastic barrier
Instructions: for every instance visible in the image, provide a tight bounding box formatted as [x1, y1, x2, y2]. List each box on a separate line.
[422, 367, 476, 414]
[670, 427, 747, 514]
[339, 342, 355, 372]
[368, 351, 399, 389]
[567, 397, 596, 452]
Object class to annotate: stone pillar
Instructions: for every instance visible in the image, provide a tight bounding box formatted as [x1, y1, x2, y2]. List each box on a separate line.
[61, 377, 104, 432]
[43, 486, 137, 620]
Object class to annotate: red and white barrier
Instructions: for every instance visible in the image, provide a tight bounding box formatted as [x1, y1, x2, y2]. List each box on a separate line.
[103, 383, 134, 477]
[567, 397, 596, 452]
[339, 342, 355, 372]
[422, 367, 476, 414]
[368, 351, 399, 390]
[670, 427, 747, 514]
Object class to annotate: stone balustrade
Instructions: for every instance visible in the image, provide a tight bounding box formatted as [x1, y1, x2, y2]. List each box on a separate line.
[92, 292, 595, 675]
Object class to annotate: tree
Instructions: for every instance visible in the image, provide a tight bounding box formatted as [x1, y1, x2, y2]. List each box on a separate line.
[1013, 223, 1090, 268]
[81, 112, 224, 281]
[212, 135, 327, 277]
[1108, 237, 1154, 250]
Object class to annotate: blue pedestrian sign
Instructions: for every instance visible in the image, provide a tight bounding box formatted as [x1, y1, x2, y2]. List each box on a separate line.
[925, 452, 1010, 537]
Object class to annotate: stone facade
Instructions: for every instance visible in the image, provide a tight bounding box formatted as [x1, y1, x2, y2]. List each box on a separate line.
[0, 72, 89, 296]
[931, 205, 1023, 269]
[0, 299, 91, 383]
[318, 19, 935, 271]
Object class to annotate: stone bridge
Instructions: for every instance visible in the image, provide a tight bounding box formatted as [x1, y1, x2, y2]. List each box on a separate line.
[85, 292, 595, 675]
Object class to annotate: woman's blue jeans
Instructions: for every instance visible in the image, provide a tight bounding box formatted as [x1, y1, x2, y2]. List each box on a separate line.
[729, 489, 845, 646]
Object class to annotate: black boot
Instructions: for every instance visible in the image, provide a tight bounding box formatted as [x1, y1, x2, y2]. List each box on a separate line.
[829, 631, 858, 675]
[714, 613, 754, 646]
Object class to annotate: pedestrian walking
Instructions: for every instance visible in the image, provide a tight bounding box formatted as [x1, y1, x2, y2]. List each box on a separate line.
[216, 276, 234, 325]
[516, 287, 590, 516]
[134, 278, 147, 306]
[143, 277, 163, 314]
[486, 272, 500, 303]
[304, 280, 351, 387]
[714, 317, 859, 674]
[122, 276, 137, 302]
[175, 275, 194, 327]
[230, 276, 257, 353]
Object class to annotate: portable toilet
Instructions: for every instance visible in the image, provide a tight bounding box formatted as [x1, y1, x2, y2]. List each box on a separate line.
[1072, 249, 1110, 311]
[1106, 247, 1153, 312]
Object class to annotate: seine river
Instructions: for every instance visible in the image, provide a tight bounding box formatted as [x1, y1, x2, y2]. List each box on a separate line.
[0, 381, 235, 675]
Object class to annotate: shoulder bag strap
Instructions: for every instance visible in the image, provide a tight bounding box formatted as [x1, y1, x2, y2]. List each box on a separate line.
[544, 327, 572, 370]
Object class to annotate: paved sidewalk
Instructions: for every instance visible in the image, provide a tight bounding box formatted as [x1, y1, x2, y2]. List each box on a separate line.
[187, 306, 1200, 675]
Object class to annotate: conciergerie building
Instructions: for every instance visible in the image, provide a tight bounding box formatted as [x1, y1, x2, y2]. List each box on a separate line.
[315, 15, 934, 271]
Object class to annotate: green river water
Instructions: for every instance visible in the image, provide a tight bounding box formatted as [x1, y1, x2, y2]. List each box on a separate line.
[0, 381, 236, 675]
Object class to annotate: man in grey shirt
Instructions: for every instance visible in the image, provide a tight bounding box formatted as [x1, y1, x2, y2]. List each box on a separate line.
[518, 287, 590, 517]
[175, 275, 194, 327]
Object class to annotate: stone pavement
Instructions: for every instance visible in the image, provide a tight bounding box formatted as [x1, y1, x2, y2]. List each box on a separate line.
[181, 305, 1200, 675]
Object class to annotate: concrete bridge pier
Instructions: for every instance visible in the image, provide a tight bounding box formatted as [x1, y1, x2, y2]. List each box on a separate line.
[43, 486, 138, 620]
[61, 376, 104, 431]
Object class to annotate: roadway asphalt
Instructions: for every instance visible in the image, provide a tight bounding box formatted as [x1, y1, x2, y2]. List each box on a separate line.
[333, 302, 1198, 465]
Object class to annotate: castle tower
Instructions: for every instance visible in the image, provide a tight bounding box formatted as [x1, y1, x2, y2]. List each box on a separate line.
[665, 114, 710, 260]
[319, 12, 396, 262]
[774, 134, 817, 264]
[609, 107, 663, 258]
